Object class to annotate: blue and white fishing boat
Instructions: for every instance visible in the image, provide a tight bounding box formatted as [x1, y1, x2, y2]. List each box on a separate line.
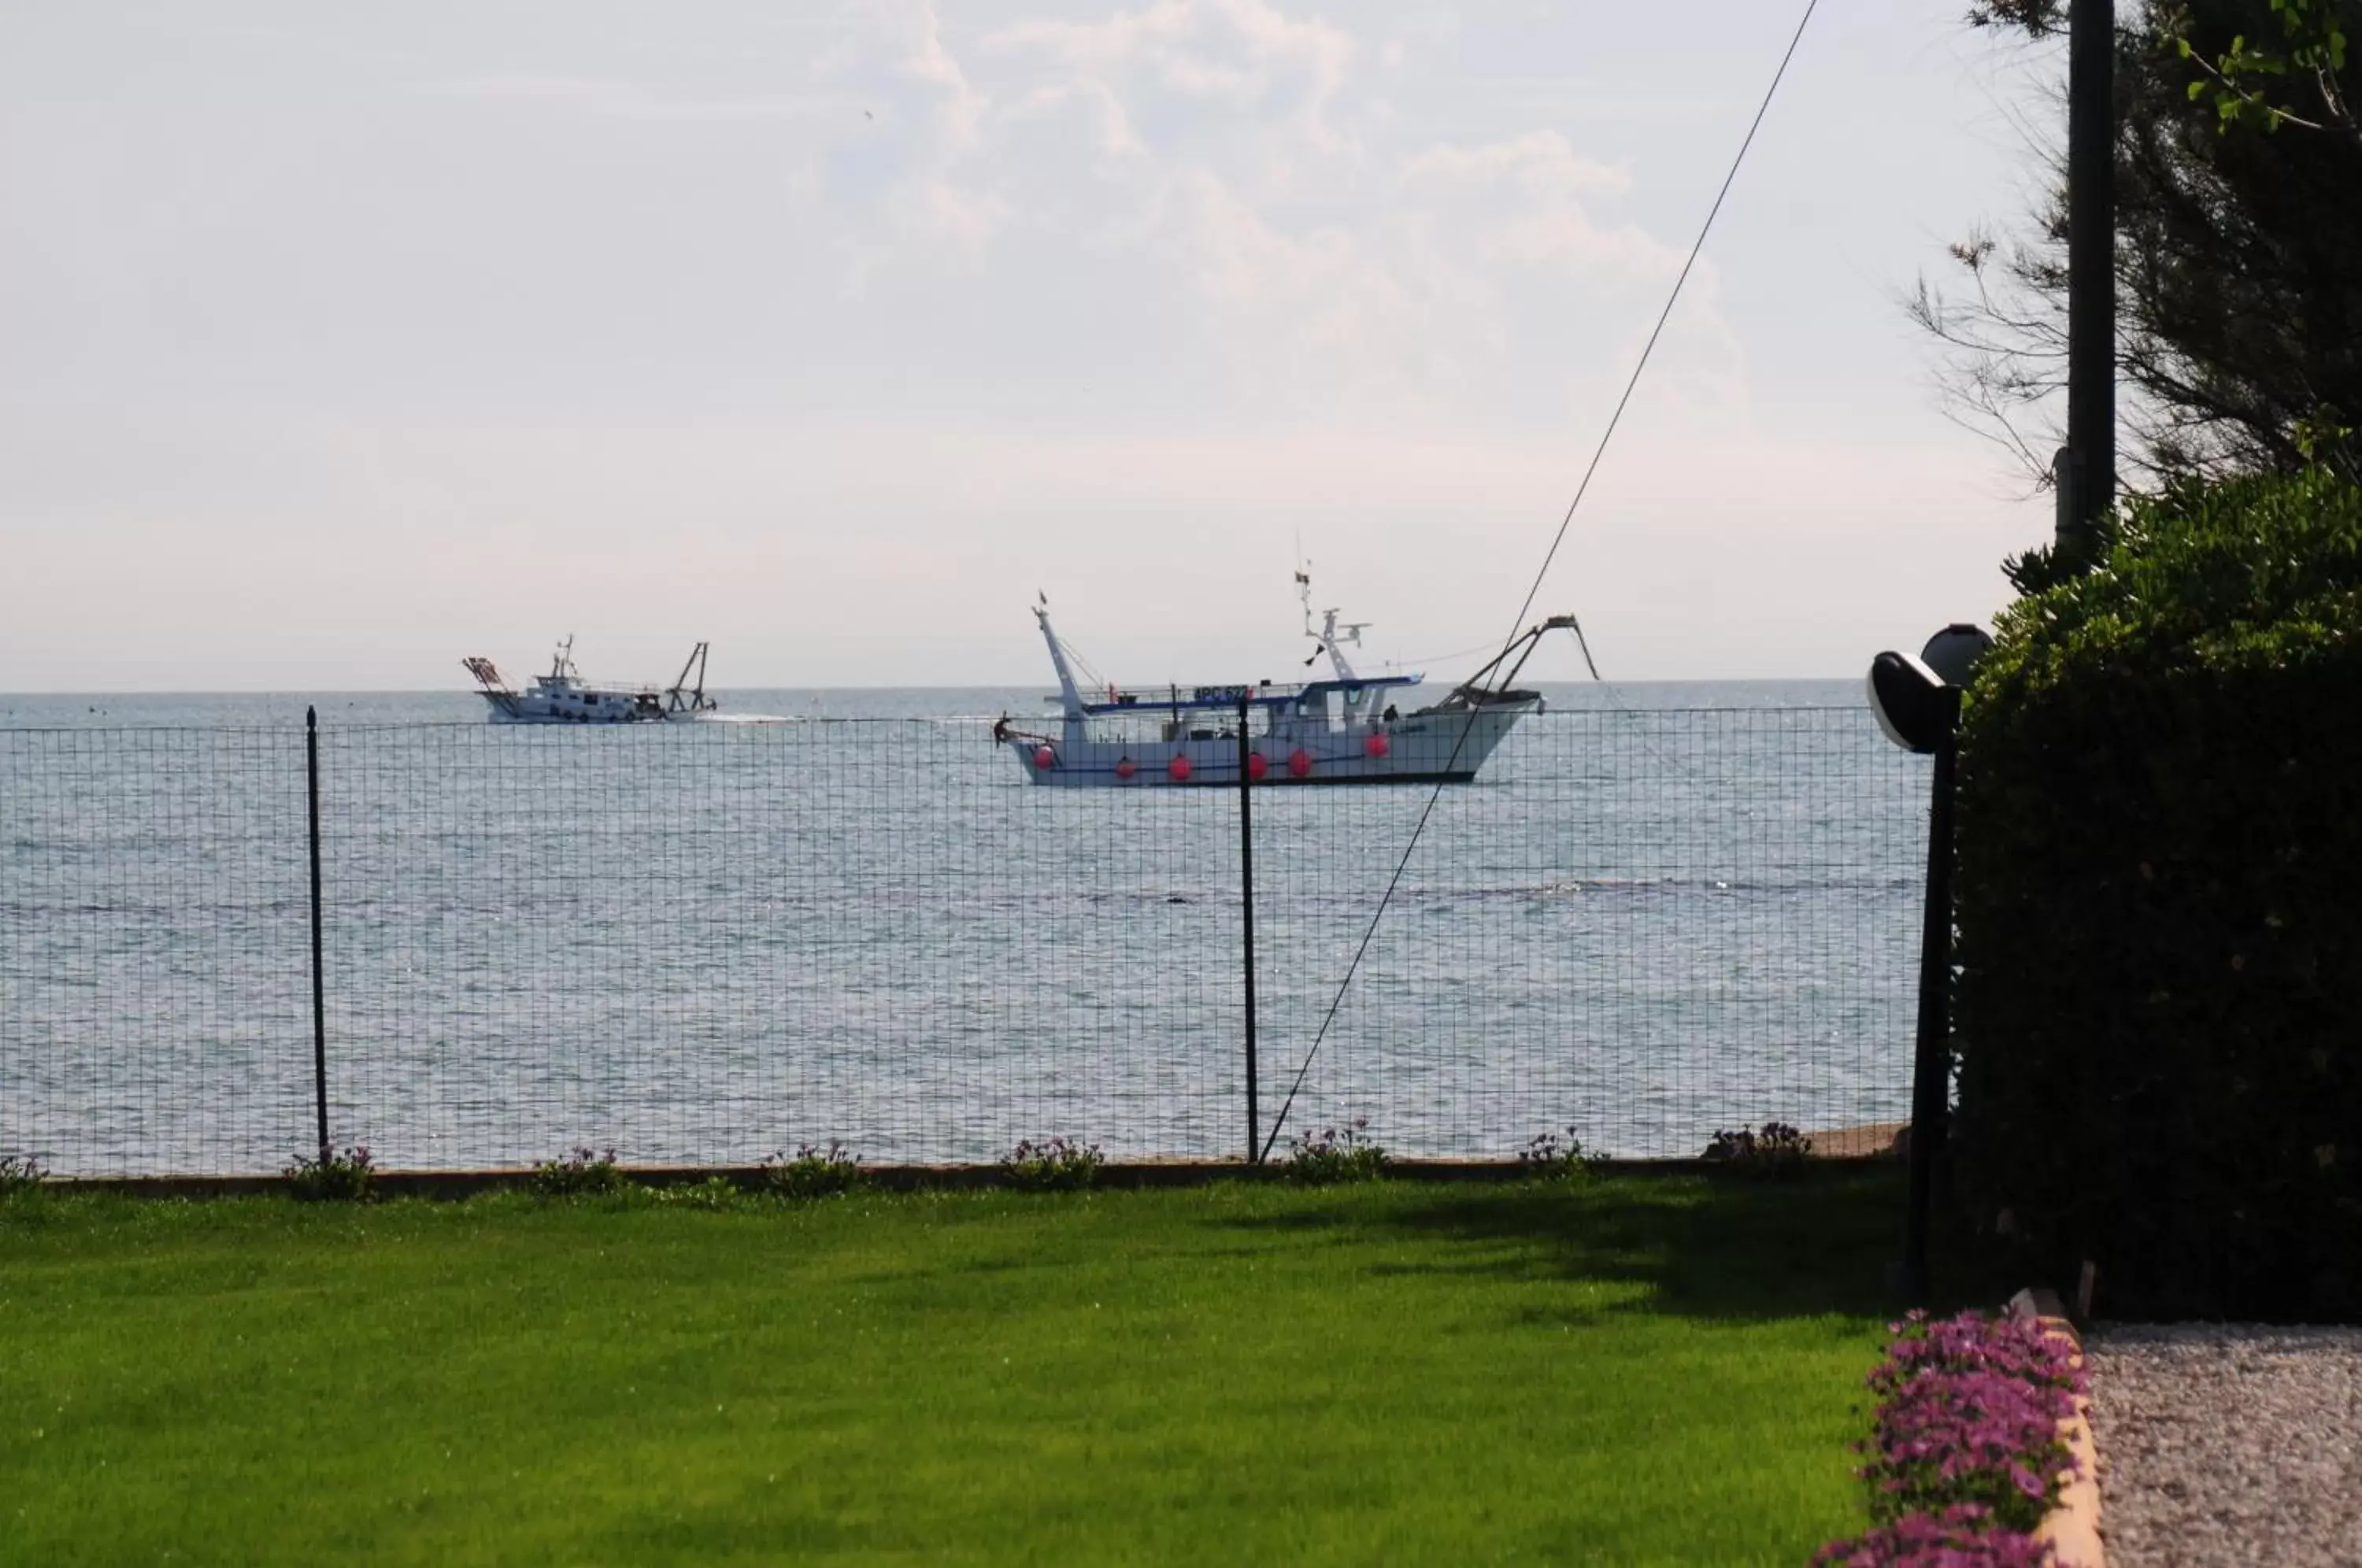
[462, 638, 719, 724]
[998, 572, 1582, 787]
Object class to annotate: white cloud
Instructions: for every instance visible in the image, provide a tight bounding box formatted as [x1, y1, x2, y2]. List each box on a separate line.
[887, 0, 990, 147]
[1401, 130, 1631, 201]
[935, 7, 1743, 429]
[410, 6, 1727, 426]
[1005, 80, 1147, 160]
[0, 0, 2043, 688]
[1397, 130, 1681, 295]
[1173, 169, 1432, 411]
[987, 0, 1361, 176]
[913, 178, 1011, 250]
[989, 0, 1354, 102]
[1379, 9, 1458, 73]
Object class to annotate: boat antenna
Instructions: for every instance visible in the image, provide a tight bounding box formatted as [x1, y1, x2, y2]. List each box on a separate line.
[1298, 556, 1374, 679]
[1258, 0, 1821, 1163]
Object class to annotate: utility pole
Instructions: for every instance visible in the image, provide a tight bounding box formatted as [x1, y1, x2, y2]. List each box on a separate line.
[2057, 0, 2116, 558]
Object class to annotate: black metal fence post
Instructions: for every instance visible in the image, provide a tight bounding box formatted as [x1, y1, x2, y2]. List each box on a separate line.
[2060, 0, 2116, 560]
[307, 705, 329, 1162]
[1901, 687, 1961, 1300]
[1238, 697, 1260, 1164]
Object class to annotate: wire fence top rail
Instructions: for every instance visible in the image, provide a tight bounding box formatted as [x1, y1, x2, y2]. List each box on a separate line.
[0, 701, 1883, 738]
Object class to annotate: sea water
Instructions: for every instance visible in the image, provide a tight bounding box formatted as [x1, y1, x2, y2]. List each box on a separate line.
[0, 682, 1928, 1174]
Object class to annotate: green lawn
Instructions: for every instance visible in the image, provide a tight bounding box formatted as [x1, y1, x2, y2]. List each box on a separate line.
[1, 1170, 1945, 1566]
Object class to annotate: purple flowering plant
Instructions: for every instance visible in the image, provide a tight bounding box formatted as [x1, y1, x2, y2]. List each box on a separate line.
[1812, 1503, 2053, 1566]
[1701, 1121, 1815, 1177]
[1516, 1126, 1605, 1182]
[761, 1140, 866, 1201]
[284, 1144, 376, 1202]
[1816, 1309, 2085, 1563]
[1001, 1136, 1103, 1191]
[531, 1145, 628, 1197]
[1283, 1118, 1389, 1185]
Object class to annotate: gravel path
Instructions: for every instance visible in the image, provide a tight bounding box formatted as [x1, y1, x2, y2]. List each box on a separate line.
[2089, 1323, 2362, 1567]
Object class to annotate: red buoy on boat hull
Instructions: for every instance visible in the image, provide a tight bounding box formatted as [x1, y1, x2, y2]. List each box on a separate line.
[1168, 755, 1192, 782]
[1115, 757, 1137, 781]
[1364, 732, 1390, 759]
[1287, 749, 1312, 778]
[1034, 745, 1057, 770]
[1246, 752, 1269, 782]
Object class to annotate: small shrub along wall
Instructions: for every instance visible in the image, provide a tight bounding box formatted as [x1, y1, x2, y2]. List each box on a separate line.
[1953, 468, 2362, 1322]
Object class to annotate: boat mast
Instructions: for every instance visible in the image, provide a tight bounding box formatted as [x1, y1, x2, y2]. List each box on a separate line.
[1034, 595, 1087, 739]
[665, 642, 715, 715]
[1299, 561, 1373, 721]
[1299, 563, 1368, 679]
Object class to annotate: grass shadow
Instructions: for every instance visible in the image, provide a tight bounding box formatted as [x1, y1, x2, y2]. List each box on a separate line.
[1225, 1168, 2015, 1323]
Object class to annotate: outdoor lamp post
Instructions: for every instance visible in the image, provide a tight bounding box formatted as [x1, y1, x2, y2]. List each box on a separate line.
[1868, 623, 1993, 1303]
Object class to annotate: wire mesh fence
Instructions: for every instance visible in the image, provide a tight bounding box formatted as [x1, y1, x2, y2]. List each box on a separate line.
[2, 707, 1929, 1176]
[0, 727, 315, 1175]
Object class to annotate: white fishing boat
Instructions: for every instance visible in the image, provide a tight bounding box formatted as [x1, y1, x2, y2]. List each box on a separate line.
[462, 638, 719, 724]
[998, 573, 1583, 787]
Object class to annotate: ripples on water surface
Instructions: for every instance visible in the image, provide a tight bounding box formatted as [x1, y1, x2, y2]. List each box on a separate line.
[0, 683, 1928, 1173]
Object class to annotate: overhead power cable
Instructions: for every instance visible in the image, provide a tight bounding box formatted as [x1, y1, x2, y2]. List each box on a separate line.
[1257, 0, 1823, 1163]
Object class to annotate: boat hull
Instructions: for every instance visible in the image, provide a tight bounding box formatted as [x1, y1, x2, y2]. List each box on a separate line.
[478, 693, 668, 724]
[1009, 704, 1531, 787]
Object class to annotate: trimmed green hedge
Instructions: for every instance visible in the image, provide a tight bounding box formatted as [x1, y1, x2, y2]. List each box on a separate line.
[1953, 468, 2362, 1321]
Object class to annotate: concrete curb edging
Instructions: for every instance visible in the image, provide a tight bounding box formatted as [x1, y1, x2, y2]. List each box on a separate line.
[2008, 1286, 2105, 1568]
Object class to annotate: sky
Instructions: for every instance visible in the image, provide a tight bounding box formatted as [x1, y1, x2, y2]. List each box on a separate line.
[0, 0, 2062, 692]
